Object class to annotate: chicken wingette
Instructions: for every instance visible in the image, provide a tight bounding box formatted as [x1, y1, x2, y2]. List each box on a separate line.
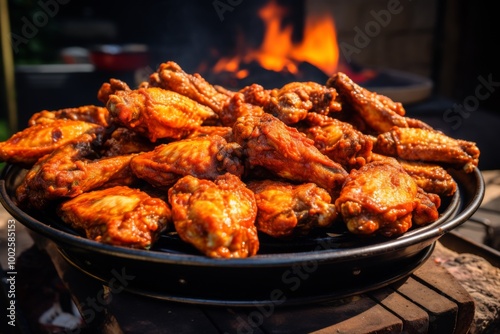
[59, 185, 171, 249]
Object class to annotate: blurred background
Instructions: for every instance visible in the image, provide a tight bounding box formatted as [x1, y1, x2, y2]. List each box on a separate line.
[1, 0, 499, 169]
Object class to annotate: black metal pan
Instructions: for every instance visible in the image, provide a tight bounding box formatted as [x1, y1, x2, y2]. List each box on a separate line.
[0, 164, 484, 306]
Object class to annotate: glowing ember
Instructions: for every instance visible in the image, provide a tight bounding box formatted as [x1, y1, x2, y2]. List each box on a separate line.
[212, 0, 339, 79]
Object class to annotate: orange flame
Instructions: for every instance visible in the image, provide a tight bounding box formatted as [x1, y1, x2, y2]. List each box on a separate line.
[213, 0, 339, 78]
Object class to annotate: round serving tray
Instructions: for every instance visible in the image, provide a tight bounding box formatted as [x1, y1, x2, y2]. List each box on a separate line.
[0, 164, 484, 307]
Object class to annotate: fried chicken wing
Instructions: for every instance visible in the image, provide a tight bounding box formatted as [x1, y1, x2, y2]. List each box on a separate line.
[327, 72, 432, 133]
[58, 185, 171, 249]
[219, 86, 266, 127]
[107, 87, 216, 141]
[168, 173, 259, 258]
[335, 159, 440, 237]
[371, 153, 457, 196]
[16, 133, 138, 209]
[0, 119, 105, 166]
[130, 135, 244, 188]
[28, 105, 111, 127]
[185, 126, 234, 142]
[374, 126, 480, 172]
[298, 113, 372, 170]
[148, 61, 233, 115]
[220, 81, 341, 126]
[233, 113, 347, 196]
[97, 78, 131, 104]
[267, 81, 341, 125]
[100, 127, 156, 157]
[247, 180, 337, 238]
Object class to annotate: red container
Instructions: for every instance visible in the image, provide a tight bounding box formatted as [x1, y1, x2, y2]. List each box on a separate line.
[90, 44, 149, 71]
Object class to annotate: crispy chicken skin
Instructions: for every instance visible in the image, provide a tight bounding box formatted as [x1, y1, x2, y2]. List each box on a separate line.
[0, 119, 105, 166]
[107, 87, 216, 141]
[28, 105, 111, 127]
[233, 113, 347, 196]
[100, 127, 156, 157]
[220, 81, 341, 126]
[148, 60, 233, 115]
[247, 180, 337, 238]
[371, 153, 457, 196]
[335, 159, 440, 237]
[16, 133, 138, 210]
[327, 72, 432, 134]
[130, 135, 244, 188]
[219, 87, 266, 127]
[168, 173, 259, 258]
[298, 113, 373, 170]
[97, 78, 132, 105]
[58, 185, 171, 249]
[267, 81, 342, 125]
[185, 126, 234, 142]
[374, 126, 480, 173]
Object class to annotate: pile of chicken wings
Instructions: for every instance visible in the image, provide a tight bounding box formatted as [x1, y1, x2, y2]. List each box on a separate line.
[0, 61, 480, 258]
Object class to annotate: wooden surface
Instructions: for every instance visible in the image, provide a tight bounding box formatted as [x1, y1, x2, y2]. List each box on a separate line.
[43, 240, 477, 334]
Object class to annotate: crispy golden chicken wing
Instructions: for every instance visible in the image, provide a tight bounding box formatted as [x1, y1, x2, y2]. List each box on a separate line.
[16, 133, 138, 210]
[0, 119, 105, 166]
[130, 135, 244, 188]
[28, 105, 111, 127]
[233, 113, 347, 196]
[220, 81, 340, 126]
[335, 159, 440, 237]
[267, 81, 341, 125]
[219, 87, 265, 127]
[58, 185, 171, 249]
[371, 153, 457, 196]
[374, 126, 480, 172]
[148, 60, 233, 115]
[168, 173, 259, 258]
[327, 72, 432, 133]
[185, 126, 234, 142]
[107, 87, 216, 141]
[297, 113, 373, 170]
[247, 180, 337, 238]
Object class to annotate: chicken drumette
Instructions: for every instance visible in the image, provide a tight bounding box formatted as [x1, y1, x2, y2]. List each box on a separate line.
[335, 159, 440, 237]
[168, 173, 259, 258]
[220, 81, 341, 127]
[247, 180, 337, 238]
[297, 113, 373, 170]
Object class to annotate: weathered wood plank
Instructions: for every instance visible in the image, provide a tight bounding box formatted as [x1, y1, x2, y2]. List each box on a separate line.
[413, 256, 475, 334]
[369, 286, 429, 333]
[394, 276, 458, 334]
